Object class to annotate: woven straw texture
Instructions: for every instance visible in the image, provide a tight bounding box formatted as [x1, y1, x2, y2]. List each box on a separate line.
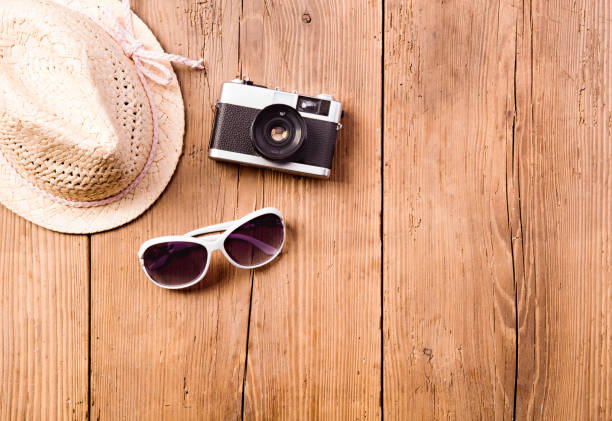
[0, 0, 184, 233]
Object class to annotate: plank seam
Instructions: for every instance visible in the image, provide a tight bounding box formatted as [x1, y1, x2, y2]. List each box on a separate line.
[87, 234, 92, 420]
[510, 19, 519, 421]
[380, 0, 385, 418]
[238, 0, 243, 78]
[240, 270, 255, 420]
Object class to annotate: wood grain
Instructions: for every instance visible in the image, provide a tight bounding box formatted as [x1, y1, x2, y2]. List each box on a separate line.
[383, 0, 518, 418]
[89, 0, 257, 419]
[3, 0, 612, 418]
[239, 0, 383, 419]
[0, 207, 89, 420]
[515, 0, 612, 418]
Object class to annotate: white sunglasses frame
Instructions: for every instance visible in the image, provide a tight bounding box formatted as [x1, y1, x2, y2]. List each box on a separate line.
[137, 207, 285, 289]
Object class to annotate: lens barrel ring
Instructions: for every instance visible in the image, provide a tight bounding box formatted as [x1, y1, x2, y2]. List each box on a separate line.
[250, 104, 307, 161]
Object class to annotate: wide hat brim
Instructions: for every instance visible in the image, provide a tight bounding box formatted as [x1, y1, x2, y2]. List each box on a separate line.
[0, 0, 184, 234]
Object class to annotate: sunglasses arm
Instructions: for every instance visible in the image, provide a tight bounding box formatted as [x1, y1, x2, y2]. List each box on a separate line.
[183, 219, 279, 255]
[184, 220, 235, 237]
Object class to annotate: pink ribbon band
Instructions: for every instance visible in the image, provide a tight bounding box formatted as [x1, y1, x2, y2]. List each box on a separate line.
[2, 0, 204, 208]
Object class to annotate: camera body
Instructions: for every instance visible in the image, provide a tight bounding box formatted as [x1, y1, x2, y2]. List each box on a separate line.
[208, 79, 343, 178]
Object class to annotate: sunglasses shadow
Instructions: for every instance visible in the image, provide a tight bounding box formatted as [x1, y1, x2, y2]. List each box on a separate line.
[169, 242, 288, 294]
[170, 252, 237, 293]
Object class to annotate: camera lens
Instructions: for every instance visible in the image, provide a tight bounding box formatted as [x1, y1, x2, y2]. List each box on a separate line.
[270, 125, 289, 142]
[251, 104, 306, 160]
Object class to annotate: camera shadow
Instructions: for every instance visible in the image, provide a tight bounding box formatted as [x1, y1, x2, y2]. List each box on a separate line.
[327, 109, 353, 184]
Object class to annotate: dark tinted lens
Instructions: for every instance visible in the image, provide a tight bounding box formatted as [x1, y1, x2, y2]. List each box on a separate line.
[142, 241, 208, 287]
[224, 214, 284, 267]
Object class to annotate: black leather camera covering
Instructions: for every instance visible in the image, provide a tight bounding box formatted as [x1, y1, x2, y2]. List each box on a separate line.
[209, 103, 339, 169]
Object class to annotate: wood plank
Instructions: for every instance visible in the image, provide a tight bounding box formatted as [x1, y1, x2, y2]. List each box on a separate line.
[515, 0, 612, 418]
[89, 0, 256, 419]
[0, 208, 89, 420]
[239, 0, 383, 418]
[383, 0, 518, 418]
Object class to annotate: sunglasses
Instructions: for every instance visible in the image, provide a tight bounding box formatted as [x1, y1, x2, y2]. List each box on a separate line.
[138, 208, 285, 289]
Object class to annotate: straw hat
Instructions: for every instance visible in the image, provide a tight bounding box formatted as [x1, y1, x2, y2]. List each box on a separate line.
[0, 0, 203, 233]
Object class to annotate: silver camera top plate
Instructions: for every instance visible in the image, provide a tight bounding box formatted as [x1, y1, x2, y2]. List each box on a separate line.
[219, 80, 342, 124]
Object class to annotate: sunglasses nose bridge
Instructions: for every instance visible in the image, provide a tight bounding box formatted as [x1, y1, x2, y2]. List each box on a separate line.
[201, 235, 224, 252]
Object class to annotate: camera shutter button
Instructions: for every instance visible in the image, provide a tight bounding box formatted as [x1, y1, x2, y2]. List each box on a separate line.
[316, 94, 334, 101]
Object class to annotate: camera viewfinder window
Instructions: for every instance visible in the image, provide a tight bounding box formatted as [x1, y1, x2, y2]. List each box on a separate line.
[297, 96, 331, 116]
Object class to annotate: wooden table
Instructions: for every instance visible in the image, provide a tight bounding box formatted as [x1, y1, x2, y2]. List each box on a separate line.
[1, 0, 611, 419]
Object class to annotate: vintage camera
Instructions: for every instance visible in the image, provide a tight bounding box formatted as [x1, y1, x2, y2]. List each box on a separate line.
[208, 78, 343, 178]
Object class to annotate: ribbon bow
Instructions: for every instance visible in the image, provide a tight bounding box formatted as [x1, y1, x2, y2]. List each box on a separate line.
[101, 0, 205, 85]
